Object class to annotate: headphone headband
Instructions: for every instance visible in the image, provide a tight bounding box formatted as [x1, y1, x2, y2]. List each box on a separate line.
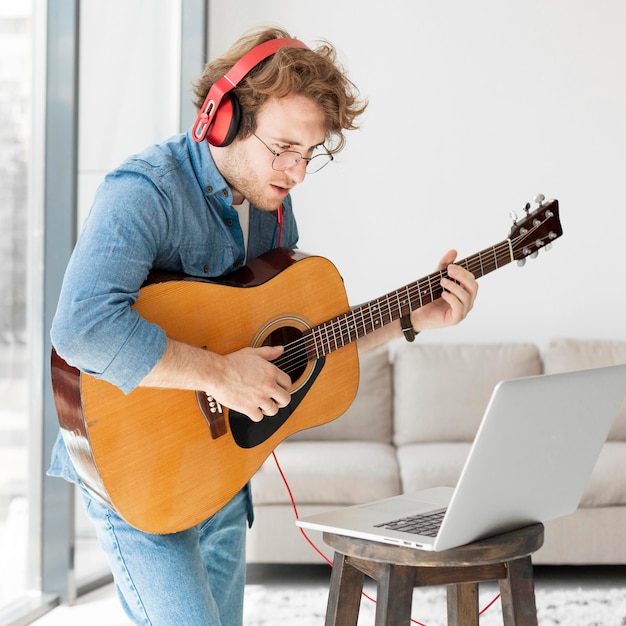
[192, 37, 309, 144]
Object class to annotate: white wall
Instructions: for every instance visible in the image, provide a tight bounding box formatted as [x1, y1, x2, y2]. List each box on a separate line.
[208, 0, 626, 348]
[76, 1, 626, 350]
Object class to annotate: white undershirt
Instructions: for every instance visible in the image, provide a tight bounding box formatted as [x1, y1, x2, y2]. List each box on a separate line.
[233, 199, 250, 261]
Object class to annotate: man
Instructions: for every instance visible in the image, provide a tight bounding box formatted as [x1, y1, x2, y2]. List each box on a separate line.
[49, 26, 478, 625]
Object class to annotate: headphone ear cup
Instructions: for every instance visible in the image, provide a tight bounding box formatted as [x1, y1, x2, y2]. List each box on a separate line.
[206, 92, 241, 147]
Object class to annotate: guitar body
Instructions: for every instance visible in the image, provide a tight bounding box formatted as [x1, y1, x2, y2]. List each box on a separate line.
[52, 249, 360, 534]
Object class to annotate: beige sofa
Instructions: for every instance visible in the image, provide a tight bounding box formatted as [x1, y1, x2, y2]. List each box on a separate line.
[247, 338, 626, 565]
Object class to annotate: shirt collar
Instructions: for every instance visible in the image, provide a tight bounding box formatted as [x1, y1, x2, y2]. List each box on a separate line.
[185, 128, 233, 207]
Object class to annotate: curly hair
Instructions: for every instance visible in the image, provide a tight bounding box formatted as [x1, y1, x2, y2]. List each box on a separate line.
[192, 26, 368, 153]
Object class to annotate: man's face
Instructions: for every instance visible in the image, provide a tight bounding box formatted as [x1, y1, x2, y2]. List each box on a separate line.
[212, 94, 327, 210]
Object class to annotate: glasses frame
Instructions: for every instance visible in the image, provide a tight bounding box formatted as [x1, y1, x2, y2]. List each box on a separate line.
[252, 133, 334, 174]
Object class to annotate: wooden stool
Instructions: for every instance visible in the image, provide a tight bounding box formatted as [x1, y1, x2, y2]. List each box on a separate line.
[323, 523, 544, 626]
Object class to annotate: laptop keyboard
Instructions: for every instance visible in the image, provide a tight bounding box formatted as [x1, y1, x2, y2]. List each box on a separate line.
[374, 508, 447, 537]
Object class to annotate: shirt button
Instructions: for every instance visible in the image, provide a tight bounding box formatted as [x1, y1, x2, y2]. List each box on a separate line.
[203, 264, 209, 273]
[205, 185, 213, 193]
[221, 189, 228, 198]
[234, 260, 242, 267]
[226, 219, 234, 227]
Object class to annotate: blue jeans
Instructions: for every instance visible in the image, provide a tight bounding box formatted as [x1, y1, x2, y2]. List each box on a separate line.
[79, 484, 253, 626]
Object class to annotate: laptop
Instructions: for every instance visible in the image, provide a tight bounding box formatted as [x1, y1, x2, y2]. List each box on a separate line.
[296, 364, 626, 551]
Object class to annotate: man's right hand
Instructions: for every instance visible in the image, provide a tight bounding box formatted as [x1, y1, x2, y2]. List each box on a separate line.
[139, 339, 292, 422]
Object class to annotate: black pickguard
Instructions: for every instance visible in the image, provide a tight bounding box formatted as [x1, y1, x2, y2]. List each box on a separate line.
[228, 356, 326, 448]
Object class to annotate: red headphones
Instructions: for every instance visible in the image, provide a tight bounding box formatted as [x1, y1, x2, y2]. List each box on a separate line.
[192, 37, 309, 147]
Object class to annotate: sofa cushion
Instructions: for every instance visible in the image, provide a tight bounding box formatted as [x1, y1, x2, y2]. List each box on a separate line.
[393, 342, 542, 445]
[397, 441, 626, 509]
[544, 338, 626, 440]
[288, 345, 393, 443]
[251, 440, 400, 506]
[396, 442, 471, 493]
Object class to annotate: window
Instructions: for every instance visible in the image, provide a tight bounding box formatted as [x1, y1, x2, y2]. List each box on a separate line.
[0, 2, 205, 623]
[0, 0, 33, 613]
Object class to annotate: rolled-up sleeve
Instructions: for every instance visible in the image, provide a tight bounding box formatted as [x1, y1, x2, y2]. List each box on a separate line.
[51, 131, 300, 395]
[51, 169, 169, 393]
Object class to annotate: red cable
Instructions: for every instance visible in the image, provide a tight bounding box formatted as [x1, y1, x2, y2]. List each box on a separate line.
[479, 592, 501, 615]
[276, 204, 283, 248]
[271, 450, 501, 624]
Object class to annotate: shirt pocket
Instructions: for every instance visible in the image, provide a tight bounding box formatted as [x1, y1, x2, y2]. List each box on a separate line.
[178, 243, 237, 278]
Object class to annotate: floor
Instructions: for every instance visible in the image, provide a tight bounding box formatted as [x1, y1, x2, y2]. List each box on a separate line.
[29, 563, 626, 625]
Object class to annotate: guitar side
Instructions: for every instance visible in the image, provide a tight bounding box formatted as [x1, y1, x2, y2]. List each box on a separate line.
[52, 250, 360, 534]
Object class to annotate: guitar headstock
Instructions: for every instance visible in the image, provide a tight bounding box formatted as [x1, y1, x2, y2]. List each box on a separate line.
[509, 195, 562, 265]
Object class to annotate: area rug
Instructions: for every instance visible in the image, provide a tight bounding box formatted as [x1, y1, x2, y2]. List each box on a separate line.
[31, 579, 626, 625]
[243, 584, 626, 626]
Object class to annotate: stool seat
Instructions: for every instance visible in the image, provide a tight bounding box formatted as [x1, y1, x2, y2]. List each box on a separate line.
[323, 522, 544, 626]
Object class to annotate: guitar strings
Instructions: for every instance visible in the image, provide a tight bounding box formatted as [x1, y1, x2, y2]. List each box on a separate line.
[273, 239, 518, 378]
[272, 216, 550, 379]
[272, 240, 512, 378]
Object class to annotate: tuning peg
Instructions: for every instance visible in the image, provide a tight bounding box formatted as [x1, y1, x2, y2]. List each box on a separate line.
[534, 194, 545, 205]
[509, 210, 518, 224]
[545, 243, 553, 252]
[523, 202, 531, 215]
[517, 258, 526, 267]
[530, 251, 539, 259]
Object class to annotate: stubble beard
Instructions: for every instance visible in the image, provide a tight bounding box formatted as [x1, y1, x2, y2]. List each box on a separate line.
[219, 145, 285, 212]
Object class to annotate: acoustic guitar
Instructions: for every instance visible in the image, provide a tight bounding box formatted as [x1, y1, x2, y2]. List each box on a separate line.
[51, 197, 562, 533]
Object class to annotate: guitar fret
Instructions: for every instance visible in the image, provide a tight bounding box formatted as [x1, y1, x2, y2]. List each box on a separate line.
[330, 318, 339, 351]
[416, 281, 423, 308]
[338, 316, 346, 348]
[345, 311, 354, 343]
[324, 323, 332, 354]
[339, 317, 346, 348]
[427, 273, 434, 303]
[477, 250, 484, 277]
[313, 326, 322, 359]
[316, 324, 325, 356]
[368, 303, 376, 333]
[353, 310, 361, 340]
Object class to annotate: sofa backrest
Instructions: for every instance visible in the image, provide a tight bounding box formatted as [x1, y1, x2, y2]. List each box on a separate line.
[287, 338, 626, 445]
[288, 345, 393, 443]
[393, 342, 543, 445]
[544, 338, 626, 441]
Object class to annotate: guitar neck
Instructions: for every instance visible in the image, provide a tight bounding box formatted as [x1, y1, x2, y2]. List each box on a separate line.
[305, 238, 514, 358]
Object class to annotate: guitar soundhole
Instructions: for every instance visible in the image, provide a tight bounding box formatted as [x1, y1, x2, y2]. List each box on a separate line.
[230, 321, 325, 449]
[229, 354, 325, 449]
[262, 325, 307, 383]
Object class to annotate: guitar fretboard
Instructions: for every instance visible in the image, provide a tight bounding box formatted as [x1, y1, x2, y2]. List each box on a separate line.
[270, 239, 515, 380]
[306, 239, 514, 359]
[273, 198, 560, 379]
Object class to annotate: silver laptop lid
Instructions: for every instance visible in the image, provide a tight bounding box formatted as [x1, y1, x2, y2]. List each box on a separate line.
[433, 363, 626, 550]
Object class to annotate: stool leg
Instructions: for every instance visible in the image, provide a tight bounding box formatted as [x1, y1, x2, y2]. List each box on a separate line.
[447, 582, 479, 626]
[325, 552, 365, 626]
[373, 564, 414, 626]
[499, 557, 538, 626]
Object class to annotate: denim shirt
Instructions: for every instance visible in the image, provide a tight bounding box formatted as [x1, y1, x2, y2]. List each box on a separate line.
[48, 129, 298, 482]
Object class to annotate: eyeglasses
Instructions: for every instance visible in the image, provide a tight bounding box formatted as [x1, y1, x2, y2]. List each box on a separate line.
[253, 134, 333, 174]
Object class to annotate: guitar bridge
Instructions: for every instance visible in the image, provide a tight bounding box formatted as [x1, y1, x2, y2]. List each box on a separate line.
[196, 391, 227, 439]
